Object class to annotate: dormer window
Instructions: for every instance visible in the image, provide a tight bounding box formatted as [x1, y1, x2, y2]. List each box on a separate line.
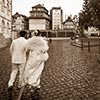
[32, 8, 36, 11]
[37, 8, 41, 11]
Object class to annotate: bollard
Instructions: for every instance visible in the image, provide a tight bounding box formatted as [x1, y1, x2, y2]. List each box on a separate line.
[49, 38, 52, 43]
[88, 41, 90, 52]
[99, 41, 100, 54]
[81, 40, 83, 50]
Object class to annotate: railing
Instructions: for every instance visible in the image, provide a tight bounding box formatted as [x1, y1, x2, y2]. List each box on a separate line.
[80, 37, 100, 54]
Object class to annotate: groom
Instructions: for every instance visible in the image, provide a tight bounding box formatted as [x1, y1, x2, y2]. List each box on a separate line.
[8, 30, 27, 100]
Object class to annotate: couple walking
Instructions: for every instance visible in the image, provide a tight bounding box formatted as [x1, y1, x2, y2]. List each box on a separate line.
[8, 30, 49, 99]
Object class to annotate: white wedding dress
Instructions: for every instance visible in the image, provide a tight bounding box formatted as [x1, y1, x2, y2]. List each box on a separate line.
[23, 36, 49, 87]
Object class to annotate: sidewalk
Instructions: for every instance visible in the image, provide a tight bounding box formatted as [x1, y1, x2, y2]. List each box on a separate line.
[71, 37, 100, 54]
[71, 37, 100, 47]
[48, 37, 71, 40]
[0, 40, 100, 100]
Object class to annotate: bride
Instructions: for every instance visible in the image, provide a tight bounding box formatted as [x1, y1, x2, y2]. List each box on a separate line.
[23, 30, 49, 89]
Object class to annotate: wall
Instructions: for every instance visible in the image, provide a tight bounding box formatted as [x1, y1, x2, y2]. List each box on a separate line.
[29, 19, 46, 30]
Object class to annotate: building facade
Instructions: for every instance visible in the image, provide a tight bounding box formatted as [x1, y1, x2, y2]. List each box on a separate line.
[63, 16, 76, 36]
[12, 12, 29, 31]
[12, 12, 29, 39]
[0, 0, 12, 38]
[29, 4, 51, 31]
[50, 7, 63, 30]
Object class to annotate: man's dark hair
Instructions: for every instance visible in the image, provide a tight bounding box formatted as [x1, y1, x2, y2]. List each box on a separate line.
[29, 32, 32, 38]
[34, 30, 41, 36]
[19, 30, 27, 37]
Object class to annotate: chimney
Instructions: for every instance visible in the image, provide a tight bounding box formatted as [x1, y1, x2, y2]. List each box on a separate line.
[65, 14, 66, 20]
[42, 4, 44, 6]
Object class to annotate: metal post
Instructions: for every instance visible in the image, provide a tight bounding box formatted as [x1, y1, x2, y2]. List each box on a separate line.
[65, 31, 66, 37]
[81, 40, 83, 50]
[56, 30, 58, 37]
[88, 41, 90, 52]
[99, 41, 100, 54]
[46, 31, 48, 38]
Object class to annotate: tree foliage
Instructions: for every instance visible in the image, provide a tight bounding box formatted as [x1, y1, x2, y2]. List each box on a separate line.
[79, 0, 100, 30]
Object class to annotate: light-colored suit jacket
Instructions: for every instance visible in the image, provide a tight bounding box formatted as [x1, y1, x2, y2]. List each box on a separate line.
[10, 37, 27, 64]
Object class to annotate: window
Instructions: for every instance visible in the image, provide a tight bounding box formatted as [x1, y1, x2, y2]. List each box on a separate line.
[1, 0, 5, 12]
[22, 21, 24, 23]
[32, 8, 36, 11]
[33, 13, 37, 17]
[38, 13, 43, 17]
[7, 3, 9, 15]
[37, 8, 41, 11]
[1, 20, 5, 34]
[7, 22, 9, 34]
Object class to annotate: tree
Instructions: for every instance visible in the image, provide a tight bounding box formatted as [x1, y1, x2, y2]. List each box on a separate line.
[79, 0, 100, 30]
[90, 0, 100, 29]
[73, 15, 79, 26]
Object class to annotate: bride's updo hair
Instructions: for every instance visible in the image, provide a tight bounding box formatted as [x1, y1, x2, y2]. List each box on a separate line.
[34, 29, 41, 36]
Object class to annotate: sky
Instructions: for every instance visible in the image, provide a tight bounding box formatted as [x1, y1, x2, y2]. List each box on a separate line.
[12, 0, 83, 21]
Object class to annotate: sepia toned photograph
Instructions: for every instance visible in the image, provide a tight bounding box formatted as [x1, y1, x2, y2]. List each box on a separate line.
[0, 0, 100, 100]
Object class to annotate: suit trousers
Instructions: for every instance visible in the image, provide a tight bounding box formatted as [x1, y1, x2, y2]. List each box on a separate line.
[8, 63, 25, 87]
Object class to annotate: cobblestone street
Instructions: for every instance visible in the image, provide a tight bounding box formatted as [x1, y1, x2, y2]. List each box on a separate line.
[0, 39, 100, 100]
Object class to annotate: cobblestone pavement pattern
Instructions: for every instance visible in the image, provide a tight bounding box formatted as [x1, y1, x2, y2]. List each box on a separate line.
[0, 40, 100, 100]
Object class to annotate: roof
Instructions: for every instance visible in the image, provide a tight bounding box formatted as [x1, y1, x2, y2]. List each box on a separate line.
[51, 7, 61, 10]
[63, 17, 73, 24]
[12, 12, 28, 20]
[32, 4, 43, 8]
[31, 4, 48, 12]
[50, 7, 62, 11]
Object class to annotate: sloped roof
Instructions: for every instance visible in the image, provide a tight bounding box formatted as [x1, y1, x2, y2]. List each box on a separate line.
[31, 4, 48, 12]
[12, 12, 28, 19]
[12, 12, 20, 19]
[32, 4, 43, 8]
[63, 17, 73, 24]
[51, 7, 61, 10]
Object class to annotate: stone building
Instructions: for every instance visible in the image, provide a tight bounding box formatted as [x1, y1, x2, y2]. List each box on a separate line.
[12, 12, 29, 39]
[50, 7, 63, 30]
[29, 4, 51, 31]
[0, 0, 12, 38]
